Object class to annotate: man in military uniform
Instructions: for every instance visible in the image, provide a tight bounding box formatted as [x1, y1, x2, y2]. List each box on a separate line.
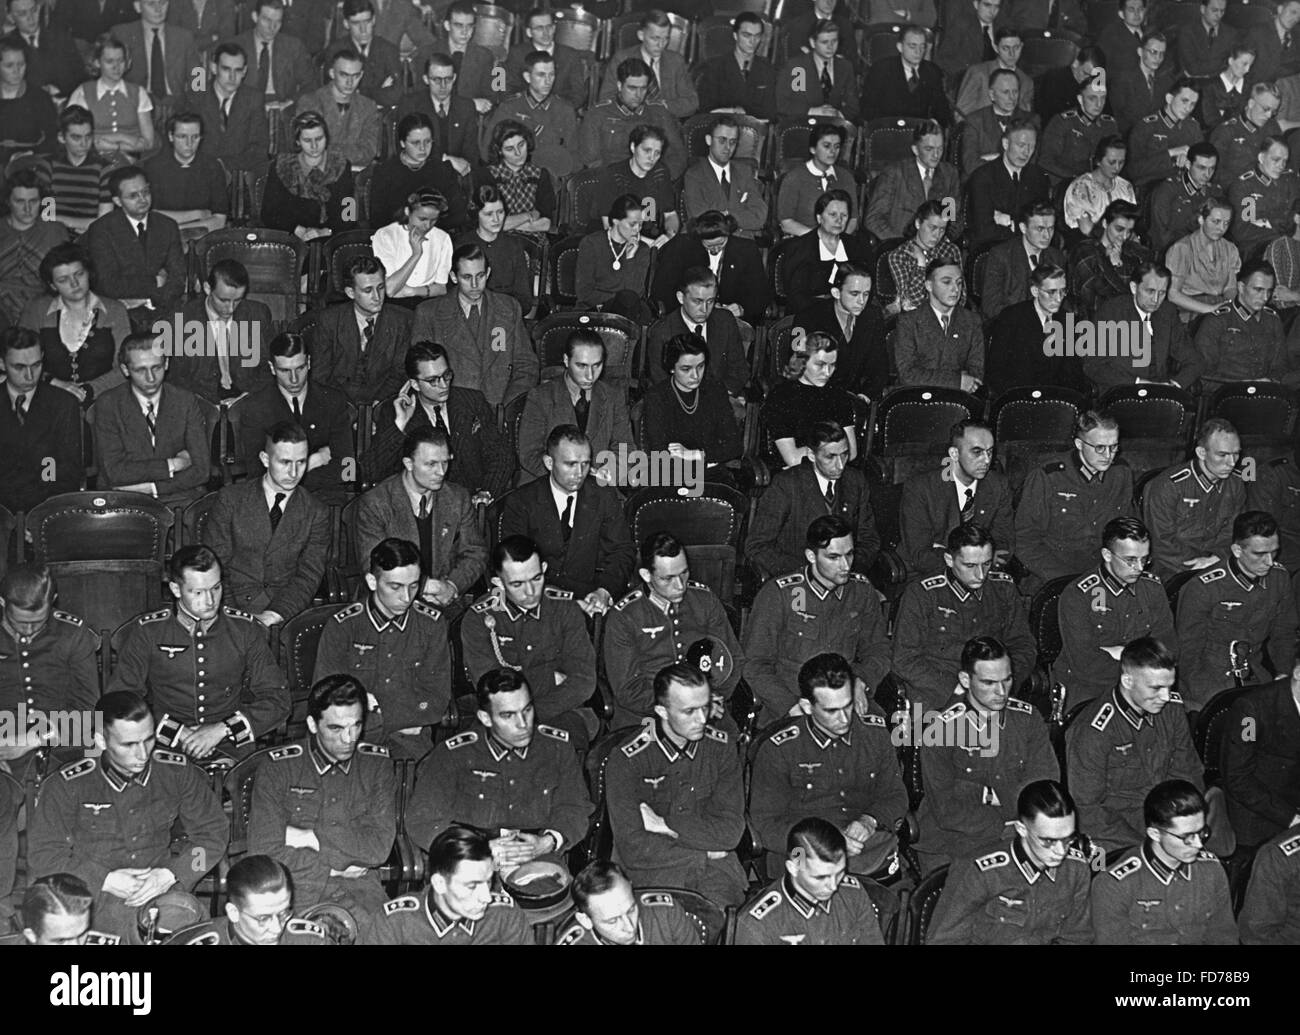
[107, 545, 289, 761]
[26, 692, 229, 943]
[606, 532, 744, 730]
[1229, 136, 1300, 257]
[898, 419, 1015, 578]
[1014, 411, 1136, 595]
[1247, 446, 1300, 574]
[1209, 83, 1283, 187]
[742, 516, 890, 720]
[916, 637, 1059, 872]
[461, 535, 597, 749]
[1125, 78, 1204, 189]
[1176, 510, 1298, 709]
[554, 860, 703, 945]
[605, 663, 746, 907]
[577, 57, 688, 180]
[1039, 74, 1117, 183]
[405, 669, 593, 867]
[1055, 517, 1177, 708]
[735, 817, 885, 945]
[749, 652, 907, 878]
[364, 824, 531, 944]
[1196, 261, 1295, 387]
[1066, 637, 1205, 855]
[314, 538, 452, 761]
[1147, 141, 1219, 253]
[1091, 780, 1237, 943]
[247, 674, 397, 923]
[928, 779, 1094, 945]
[2, 873, 120, 946]
[1239, 824, 1300, 944]
[166, 856, 331, 945]
[892, 523, 1036, 711]
[1142, 418, 1245, 580]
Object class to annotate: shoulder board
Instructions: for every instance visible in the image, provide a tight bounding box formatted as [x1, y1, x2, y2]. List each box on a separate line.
[847, 572, 871, 584]
[639, 892, 675, 907]
[471, 597, 493, 613]
[1137, 571, 1163, 585]
[1231, 467, 1247, 480]
[704, 726, 729, 744]
[1170, 468, 1192, 483]
[179, 930, 221, 945]
[489, 890, 516, 908]
[52, 610, 84, 627]
[614, 589, 644, 611]
[775, 573, 805, 588]
[839, 874, 862, 889]
[621, 728, 654, 757]
[1091, 703, 1114, 731]
[153, 749, 187, 765]
[138, 608, 172, 625]
[976, 850, 1011, 871]
[859, 712, 886, 728]
[59, 758, 96, 781]
[986, 571, 1014, 583]
[1065, 846, 1089, 864]
[411, 599, 442, 620]
[1043, 460, 1067, 473]
[445, 731, 479, 749]
[222, 607, 254, 621]
[537, 724, 570, 743]
[382, 896, 420, 916]
[921, 574, 948, 591]
[688, 580, 710, 591]
[555, 924, 587, 945]
[285, 918, 326, 936]
[83, 931, 121, 945]
[941, 702, 966, 721]
[1076, 573, 1100, 591]
[269, 744, 304, 761]
[1141, 113, 1158, 123]
[1198, 568, 1227, 584]
[748, 890, 782, 920]
[770, 723, 801, 745]
[1167, 691, 1184, 705]
[1196, 850, 1218, 863]
[1005, 698, 1033, 715]
[1278, 833, 1300, 856]
[1271, 456, 1292, 468]
[1108, 855, 1143, 880]
[544, 586, 574, 601]
[357, 742, 390, 757]
[333, 603, 364, 623]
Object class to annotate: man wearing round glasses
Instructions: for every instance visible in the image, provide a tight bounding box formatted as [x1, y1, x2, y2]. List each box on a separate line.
[168, 855, 330, 944]
[1016, 411, 1136, 596]
[929, 779, 1094, 944]
[1091, 779, 1236, 943]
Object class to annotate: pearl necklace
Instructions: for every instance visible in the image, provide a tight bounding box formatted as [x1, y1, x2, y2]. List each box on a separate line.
[672, 382, 699, 415]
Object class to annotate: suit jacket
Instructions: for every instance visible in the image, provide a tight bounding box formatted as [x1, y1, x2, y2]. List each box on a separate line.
[682, 157, 767, 235]
[410, 290, 537, 410]
[649, 234, 769, 325]
[1175, 18, 1239, 78]
[236, 380, 354, 500]
[898, 464, 1016, 575]
[1035, 65, 1085, 125]
[322, 34, 405, 108]
[1094, 20, 1147, 82]
[92, 381, 211, 504]
[365, 385, 511, 497]
[429, 36, 501, 103]
[276, 0, 333, 56]
[374, 0, 436, 61]
[0, 382, 82, 512]
[934, 0, 1000, 77]
[1247, 21, 1300, 82]
[965, 159, 1052, 250]
[82, 208, 186, 310]
[355, 472, 487, 592]
[111, 20, 200, 100]
[499, 475, 634, 598]
[775, 52, 858, 121]
[646, 308, 749, 398]
[230, 31, 317, 104]
[955, 62, 1034, 119]
[203, 476, 331, 619]
[53, 0, 136, 42]
[1001, 0, 1085, 34]
[781, 230, 875, 315]
[860, 57, 952, 125]
[165, 296, 274, 403]
[864, 157, 961, 241]
[1108, 66, 1176, 135]
[960, 106, 1037, 180]
[985, 299, 1085, 398]
[598, 46, 698, 119]
[166, 0, 236, 55]
[505, 42, 589, 111]
[979, 237, 1066, 321]
[182, 82, 270, 173]
[1222, 678, 1300, 847]
[793, 298, 890, 402]
[693, 51, 777, 122]
[517, 378, 634, 481]
[309, 303, 410, 405]
[895, 304, 985, 387]
[4, 27, 84, 95]
[1087, 294, 1201, 391]
[394, 90, 480, 163]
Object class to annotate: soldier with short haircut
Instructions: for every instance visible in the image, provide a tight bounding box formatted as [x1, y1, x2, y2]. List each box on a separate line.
[0, 873, 117, 946]
[554, 860, 703, 946]
[166, 855, 331, 945]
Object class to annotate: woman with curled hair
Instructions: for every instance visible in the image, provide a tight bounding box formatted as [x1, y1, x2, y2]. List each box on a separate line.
[452, 184, 533, 311]
[1165, 197, 1241, 318]
[1063, 135, 1136, 239]
[474, 118, 554, 235]
[782, 187, 874, 314]
[1068, 198, 1149, 318]
[369, 112, 468, 232]
[67, 35, 154, 157]
[574, 193, 653, 321]
[0, 169, 69, 325]
[260, 110, 357, 240]
[371, 187, 453, 302]
[882, 198, 964, 314]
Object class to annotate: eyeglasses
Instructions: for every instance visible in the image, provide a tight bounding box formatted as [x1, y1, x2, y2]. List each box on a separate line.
[1160, 826, 1211, 847]
[1081, 440, 1120, 455]
[242, 907, 293, 927]
[1112, 553, 1151, 569]
[416, 371, 454, 386]
[428, 75, 456, 84]
[1029, 832, 1080, 851]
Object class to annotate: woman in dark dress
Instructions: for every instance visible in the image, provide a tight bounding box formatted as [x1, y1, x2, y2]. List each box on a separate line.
[369, 112, 468, 231]
[762, 330, 858, 468]
[574, 193, 654, 321]
[260, 110, 357, 240]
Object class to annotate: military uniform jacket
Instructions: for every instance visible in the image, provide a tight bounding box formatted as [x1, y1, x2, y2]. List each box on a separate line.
[314, 596, 450, 732]
[0, 610, 99, 717]
[734, 875, 883, 946]
[1142, 460, 1246, 580]
[0, 930, 119, 945]
[1039, 108, 1118, 181]
[1055, 566, 1176, 706]
[1127, 111, 1205, 186]
[1065, 687, 1205, 852]
[1091, 842, 1237, 944]
[605, 722, 746, 895]
[1229, 168, 1300, 253]
[405, 725, 593, 854]
[898, 465, 1016, 577]
[1246, 456, 1300, 575]
[1222, 678, 1300, 847]
[27, 752, 228, 894]
[577, 98, 688, 180]
[1209, 112, 1281, 188]
[554, 890, 703, 945]
[247, 739, 397, 905]
[107, 607, 289, 749]
[748, 711, 907, 857]
[1014, 453, 1135, 585]
[1238, 827, 1300, 944]
[917, 696, 1059, 862]
[928, 839, 1094, 945]
[166, 917, 329, 945]
[1175, 559, 1298, 707]
[461, 587, 596, 722]
[742, 570, 890, 718]
[364, 888, 530, 945]
[1148, 171, 1215, 253]
[605, 583, 744, 725]
[891, 572, 1036, 711]
[1194, 301, 1296, 387]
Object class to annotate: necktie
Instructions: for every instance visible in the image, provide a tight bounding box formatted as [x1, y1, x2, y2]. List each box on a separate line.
[467, 304, 481, 339]
[650, 59, 660, 93]
[362, 317, 374, 351]
[337, 102, 349, 115]
[258, 41, 270, 93]
[825, 480, 836, 509]
[291, 395, 302, 421]
[908, 69, 918, 93]
[741, 59, 750, 80]
[844, 314, 855, 341]
[1010, 171, 1019, 185]
[692, 322, 704, 338]
[961, 486, 975, 520]
[432, 404, 448, 435]
[1029, 252, 1038, 269]
[437, 102, 447, 118]
[574, 389, 590, 433]
[1209, 26, 1216, 40]
[221, 95, 231, 128]
[269, 492, 285, 532]
[145, 400, 157, 445]
[25, 33, 36, 48]
[561, 494, 573, 543]
[136, 218, 147, 244]
[819, 60, 832, 97]
[720, 167, 729, 196]
[150, 28, 166, 97]
[13, 393, 26, 426]
[940, 312, 950, 336]
[922, 167, 932, 193]
[416, 494, 432, 577]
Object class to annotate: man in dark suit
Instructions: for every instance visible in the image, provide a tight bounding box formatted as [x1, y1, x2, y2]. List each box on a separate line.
[1108, 33, 1177, 136]
[934, 0, 1000, 81]
[321, 0, 405, 109]
[775, 19, 858, 121]
[860, 24, 951, 125]
[500, 424, 635, 615]
[518, 329, 633, 483]
[166, 0, 236, 56]
[794, 265, 889, 402]
[1035, 44, 1105, 125]
[1176, 0, 1238, 77]
[93, 333, 211, 506]
[234, 0, 319, 105]
[356, 424, 487, 607]
[597, 8, 698, 119]
[954, 29, 1036, 118]
[780, 0, 858, 71]
[503, 7, 588, 111]
[111, 1, 200, 105]
[237, 331, 354, 504]
[959, 69, 1036, 180]
[363, 342, 511, 500]
[964, 117, 1051, 250]
[649, 212, 769, 325]
[1086, 261, 1202, 392]
[3, 0, 84, 97]
[83, 165, 186, 313]
[647, 266, 749, 400]
[1246, 1, 1300, 82]
[894, 257, 985, 390]
[984, 265, 1086, 399]
[979, 201, 1065, 321]
[310, 255, 410, 405]
[165, 260, 274, 404]
[694, 10, 777, 121]
[681, 114, 767, 237]
[394, 52, 480, 172]
[432, 0, 504, 111]
[1093, 0, 1148, 82]
[745, 420, 879, 581]
[203, 420, 330, 627]
[0, 328, 82, 512]
[1222, 672, 1300, 850]
[182, 42, 270, 174]
[864, 120, 961, 241]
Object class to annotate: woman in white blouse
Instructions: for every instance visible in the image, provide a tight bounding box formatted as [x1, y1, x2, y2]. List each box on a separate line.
[67, 36, 155, 157]
[1063, 135, 1135, 240]
[370, 187, 453, 302]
